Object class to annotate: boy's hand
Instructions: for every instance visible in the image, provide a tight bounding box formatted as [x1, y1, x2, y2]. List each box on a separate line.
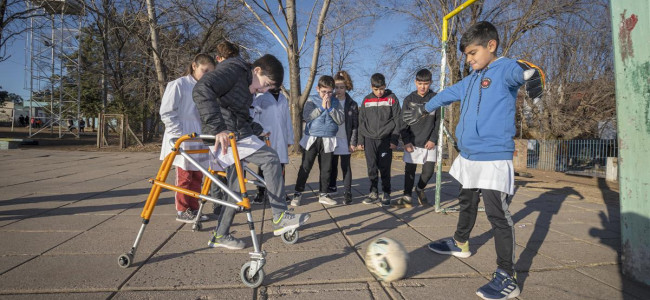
[517, 60, 545, 101]
[404, 143, 414, 153]
[214, 130, 231, 155]
[349, 145, 356, 153]
[357, 145, 364, 151]
[390, 143, 397, 150]
[323, 97, 331, 109]
[424, 141, 435, 150]
[403, 102, 428, 126]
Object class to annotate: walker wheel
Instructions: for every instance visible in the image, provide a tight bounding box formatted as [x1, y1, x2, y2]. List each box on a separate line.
[240, 261, 265, 288]
[118, 253, 133, 268]
[192, 222, 202, 232]
[281, 229, 299, 244]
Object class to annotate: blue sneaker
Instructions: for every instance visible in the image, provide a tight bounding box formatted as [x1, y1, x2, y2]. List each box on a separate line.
[476, 269, 520, 300]
[427, 238, 471, 258]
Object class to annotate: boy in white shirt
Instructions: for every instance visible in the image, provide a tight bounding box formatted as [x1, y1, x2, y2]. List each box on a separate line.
[250, 88, 294, 204]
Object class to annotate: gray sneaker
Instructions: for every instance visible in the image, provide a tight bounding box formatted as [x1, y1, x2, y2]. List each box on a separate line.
[362, 191, 379, 204]
[381, 192, 391, 207]
[290, 192, 302, 207]
[207, 233, 245, 250]
[176, 209, 195, 223]
[415, 187, 431, 206]
[318, 193, 337, 205]
[272, 211, 311, 236]
[396, 194, 413, 208]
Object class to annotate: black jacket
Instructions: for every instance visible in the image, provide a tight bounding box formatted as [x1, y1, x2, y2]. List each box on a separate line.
[358, 89, 402, 145]
[192, 56, 263, 139]
[400, 90, 441, 147]
[342, 93, 359, 147]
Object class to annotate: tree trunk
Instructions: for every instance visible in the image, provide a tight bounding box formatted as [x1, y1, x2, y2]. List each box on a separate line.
[145, 0, 166, 105]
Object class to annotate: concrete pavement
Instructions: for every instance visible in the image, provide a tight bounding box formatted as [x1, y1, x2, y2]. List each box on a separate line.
[0, 149, 648, 299]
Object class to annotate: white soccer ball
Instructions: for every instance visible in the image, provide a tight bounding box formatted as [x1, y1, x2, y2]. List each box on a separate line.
[365, 237, 409, 282]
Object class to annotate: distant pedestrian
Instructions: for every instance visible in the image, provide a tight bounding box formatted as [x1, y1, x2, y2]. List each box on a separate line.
[79, 119, 85, 133]
[18, 115, 25, 127]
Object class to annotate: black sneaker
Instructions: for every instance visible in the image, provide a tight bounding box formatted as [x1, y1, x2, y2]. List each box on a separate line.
[252, 191, 265, 205]
[344, 192, 352, 205]
[327, 186, 338, 196]
[381, 192, 391, 207]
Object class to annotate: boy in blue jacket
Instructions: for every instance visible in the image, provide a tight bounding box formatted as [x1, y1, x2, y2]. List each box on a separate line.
[403, 21, 544, 300]
[292, 75, 344, 206]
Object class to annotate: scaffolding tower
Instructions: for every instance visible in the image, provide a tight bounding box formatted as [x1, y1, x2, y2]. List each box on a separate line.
[25, 0, 85, 138]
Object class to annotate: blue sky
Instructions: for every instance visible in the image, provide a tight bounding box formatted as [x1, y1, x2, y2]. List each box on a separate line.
[0, 8, 416, 104]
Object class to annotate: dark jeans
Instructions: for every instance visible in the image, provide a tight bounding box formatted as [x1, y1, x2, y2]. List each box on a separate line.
[453, 188, 515, 275]
[329, 154, 351, 193]
[403, 161, 435, 195]
[364, 137, 392, 194]
[295, 137, 333, 194]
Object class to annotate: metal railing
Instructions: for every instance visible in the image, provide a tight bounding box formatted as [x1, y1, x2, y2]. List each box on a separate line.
[526, 139, 618, 177]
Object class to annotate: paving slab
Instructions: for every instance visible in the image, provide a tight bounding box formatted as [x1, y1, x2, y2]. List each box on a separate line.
[525, 240, 619, 266]
[262, 282, 390, 300]
[518, 269, 638, 300]
[0, 292, 112, 299]
[576, 265, 650, 300]
[390, 278, 492, 300]
[0, 149, 646, 299]
[112, 289, 253, 300]
[0, 231, 80, 255]
[262, 250, 371, 285]
[0, 255, 35, 275]
[0, 254, 133, 293]
[123, 252, 258, 289]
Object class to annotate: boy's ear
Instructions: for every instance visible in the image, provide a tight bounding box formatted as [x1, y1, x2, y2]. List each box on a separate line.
[487, 40, 497, 53]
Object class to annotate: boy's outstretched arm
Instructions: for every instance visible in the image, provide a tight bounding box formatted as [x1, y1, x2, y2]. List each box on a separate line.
[403, 83, 462, 126]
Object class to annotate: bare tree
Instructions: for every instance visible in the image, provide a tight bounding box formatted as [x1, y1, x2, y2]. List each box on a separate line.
[0, 0, 45, 62]
[238, 0, 333, 152]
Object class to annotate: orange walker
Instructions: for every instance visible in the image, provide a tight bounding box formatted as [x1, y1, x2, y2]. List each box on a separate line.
[117, 133, 297, 288]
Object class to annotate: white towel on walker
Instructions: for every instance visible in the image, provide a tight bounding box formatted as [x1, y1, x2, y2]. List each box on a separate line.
[209, 135, 265, 171]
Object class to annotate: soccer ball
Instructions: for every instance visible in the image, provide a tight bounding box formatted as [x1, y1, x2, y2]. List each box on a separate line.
[365, 237, 409, 282]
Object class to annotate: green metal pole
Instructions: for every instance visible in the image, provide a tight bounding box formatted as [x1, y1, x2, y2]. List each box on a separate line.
[610, 0, 650, 285]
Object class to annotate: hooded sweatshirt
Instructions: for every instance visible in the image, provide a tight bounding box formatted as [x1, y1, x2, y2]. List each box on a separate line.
[401, 90, 441, 148]
[424, 57, 526, 161]
[358, 89, 402, 145]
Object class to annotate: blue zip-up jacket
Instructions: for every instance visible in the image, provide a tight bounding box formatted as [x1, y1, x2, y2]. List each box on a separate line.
[424, 57, 526, 161]
[303, 95, 344, 137]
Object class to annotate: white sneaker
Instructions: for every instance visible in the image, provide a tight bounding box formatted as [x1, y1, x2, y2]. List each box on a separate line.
[318, 194, 337, 205]
[291, 192, 301, 207]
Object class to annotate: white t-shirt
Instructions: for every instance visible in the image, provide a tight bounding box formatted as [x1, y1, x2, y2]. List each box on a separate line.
[300, 135, 337, 153]
[403, 146, 437, 164]
[449, 155, 515, 195]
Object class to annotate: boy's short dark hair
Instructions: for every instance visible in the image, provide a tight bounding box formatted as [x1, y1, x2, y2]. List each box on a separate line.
[252, 54, 284, 87]
[370, 73, 386, 88]
[459, 21, 499, 53]
[415, 69, 432, 82]
[318, 75, 335, 89]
